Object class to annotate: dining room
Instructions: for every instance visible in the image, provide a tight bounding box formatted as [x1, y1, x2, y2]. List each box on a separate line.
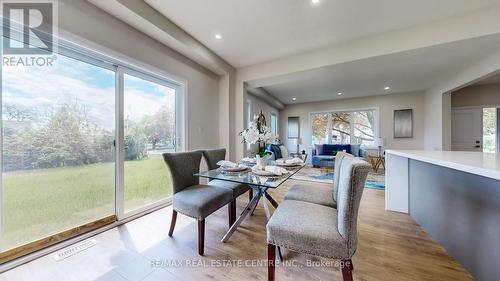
[3, 0, 500, 280]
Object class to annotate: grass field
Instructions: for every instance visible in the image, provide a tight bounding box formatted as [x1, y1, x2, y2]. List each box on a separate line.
[2, 154, 171, 250]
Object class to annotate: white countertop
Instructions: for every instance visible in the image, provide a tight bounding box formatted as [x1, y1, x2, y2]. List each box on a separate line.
[385, 150, 500, 181]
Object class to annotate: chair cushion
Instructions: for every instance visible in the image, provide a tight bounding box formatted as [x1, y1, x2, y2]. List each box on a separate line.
[313, 155, 335, 161]
[284, 184, 337, 208]
[208, 179, 251, 198]
[173, 184, 233, 220]
[267, 200, 348, 259]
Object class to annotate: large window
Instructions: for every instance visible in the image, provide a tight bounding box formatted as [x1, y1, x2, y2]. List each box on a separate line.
[1, 40, 182, 260]
[2, 54, 116, 251]
[353, 111, 376, 145]
[311, 109, 377, 146]
[332, 112, 351, 144]
[311, 113, 329, 144]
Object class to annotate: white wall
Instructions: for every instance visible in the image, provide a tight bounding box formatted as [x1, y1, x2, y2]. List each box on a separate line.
[451, 84, 500, 107]
[247, 94, 279, 131]
[279, 92, 425, 154]
[58, 0, 220, 150]
[245, 94, 280, 154]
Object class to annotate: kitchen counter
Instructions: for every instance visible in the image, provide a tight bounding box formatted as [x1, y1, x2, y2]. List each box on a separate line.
[385, 150, 500, 180]
[385, 150, 500, 281]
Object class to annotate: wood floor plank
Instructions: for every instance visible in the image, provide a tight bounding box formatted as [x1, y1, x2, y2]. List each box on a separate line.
[0, 180, 473, 281]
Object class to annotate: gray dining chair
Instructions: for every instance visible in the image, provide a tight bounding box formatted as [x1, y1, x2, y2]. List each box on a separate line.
[163, 151, 234, 255]
[283, 151, 354, 208]
[201, 148, 252, 226]
[266, 157, 370, 281]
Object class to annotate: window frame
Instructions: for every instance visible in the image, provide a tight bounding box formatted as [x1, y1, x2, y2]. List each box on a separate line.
[271, 111, 278, 135]
[309, 107, 380, 148]
[245, 99, 252, 152]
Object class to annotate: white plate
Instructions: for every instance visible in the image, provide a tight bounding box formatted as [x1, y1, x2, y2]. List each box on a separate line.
[251, 168, 289, 176]
[221, 166, 248, 172]
[275, 162, 302, 167]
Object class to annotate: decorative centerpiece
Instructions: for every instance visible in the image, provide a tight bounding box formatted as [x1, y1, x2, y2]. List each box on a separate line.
[239, 111, 278, 168]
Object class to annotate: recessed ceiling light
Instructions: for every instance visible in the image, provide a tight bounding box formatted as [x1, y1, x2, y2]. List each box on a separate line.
[337, 92, 343, 96]
[384, 86, 391, 90]
[311, 0, 320, 4]
[292, 97, 297, 101]
[215, 34, 222, 39]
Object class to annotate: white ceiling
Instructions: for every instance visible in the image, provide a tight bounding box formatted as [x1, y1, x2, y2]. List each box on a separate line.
[250, 34, 500, 104]
[145, 0, 500, 67]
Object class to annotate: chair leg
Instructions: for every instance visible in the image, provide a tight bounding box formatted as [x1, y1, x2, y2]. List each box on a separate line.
[277, 246, 283, 262]
[198, 220, 205, 256]
[168, 210, 177, 237]
[268, 244, 276, 281]
[341, 259, 353, 281]
[249, 189, 253, 202]
[228, 200, 236, 227]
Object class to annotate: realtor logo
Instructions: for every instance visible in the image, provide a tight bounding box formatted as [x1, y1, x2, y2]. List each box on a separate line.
[2, 1, 54, 55]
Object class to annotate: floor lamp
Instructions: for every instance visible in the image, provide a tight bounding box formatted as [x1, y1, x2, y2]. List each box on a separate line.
[292, 138, 302, 154]
[374, 137, 386, 157]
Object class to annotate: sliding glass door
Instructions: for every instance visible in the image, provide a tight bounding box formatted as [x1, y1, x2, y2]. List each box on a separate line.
[0, 42, 182, 261]
[123, 73, 175, 213]
[1, 53, 116, 251]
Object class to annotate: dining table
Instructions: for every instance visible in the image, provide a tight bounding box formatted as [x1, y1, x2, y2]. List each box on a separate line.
[194, 161, 305, 243]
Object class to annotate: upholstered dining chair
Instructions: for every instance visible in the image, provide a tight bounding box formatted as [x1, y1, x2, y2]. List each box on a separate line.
[283, 151, 354, 208]
[266, 157, 370, 281]
[201, 148, 252, 226]
[163, 151, 234, 255]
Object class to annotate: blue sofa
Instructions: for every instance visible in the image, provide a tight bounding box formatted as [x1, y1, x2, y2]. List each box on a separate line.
[311, 144, 366, 168]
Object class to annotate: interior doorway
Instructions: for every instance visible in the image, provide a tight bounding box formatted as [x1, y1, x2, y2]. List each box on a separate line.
[451, 107, 499, 152]
[451, 108, 483, 151]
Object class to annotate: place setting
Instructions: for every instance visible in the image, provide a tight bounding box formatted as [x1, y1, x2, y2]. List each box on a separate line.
[216, 160, 249, 172]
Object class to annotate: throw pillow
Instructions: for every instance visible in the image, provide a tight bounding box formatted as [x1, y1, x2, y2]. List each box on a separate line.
[335, 144, 352, 154]
[314, 144, 324, 155]
[322, 144, 336, 156]
[266, 144, 282, 160]
[279, 145, 288, 159]
[350, 144, 360, 157]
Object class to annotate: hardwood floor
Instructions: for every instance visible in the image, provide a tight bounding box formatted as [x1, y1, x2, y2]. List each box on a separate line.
[0, 180, 473, 281]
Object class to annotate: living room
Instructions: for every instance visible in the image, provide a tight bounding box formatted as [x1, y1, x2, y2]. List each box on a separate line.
[1, 1, 500, 281]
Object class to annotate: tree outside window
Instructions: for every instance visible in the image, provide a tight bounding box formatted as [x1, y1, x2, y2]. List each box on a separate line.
[311, 109, 377, 145]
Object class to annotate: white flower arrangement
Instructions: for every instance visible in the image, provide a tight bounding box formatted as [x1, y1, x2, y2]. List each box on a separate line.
[240, 115, 279, 156]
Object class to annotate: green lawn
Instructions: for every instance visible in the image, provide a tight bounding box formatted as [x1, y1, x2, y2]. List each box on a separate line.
[2, 155, 171, 250]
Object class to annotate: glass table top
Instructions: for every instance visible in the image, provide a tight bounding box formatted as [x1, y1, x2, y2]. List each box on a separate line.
[194, 164, 305, 188]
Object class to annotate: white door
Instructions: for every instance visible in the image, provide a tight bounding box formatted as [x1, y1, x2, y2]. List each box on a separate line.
[451, 108, 482, 151]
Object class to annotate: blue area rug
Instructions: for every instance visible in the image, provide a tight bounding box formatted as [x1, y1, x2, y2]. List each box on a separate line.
[291, 166, 385, 189]
[364, 179, 385, 189]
